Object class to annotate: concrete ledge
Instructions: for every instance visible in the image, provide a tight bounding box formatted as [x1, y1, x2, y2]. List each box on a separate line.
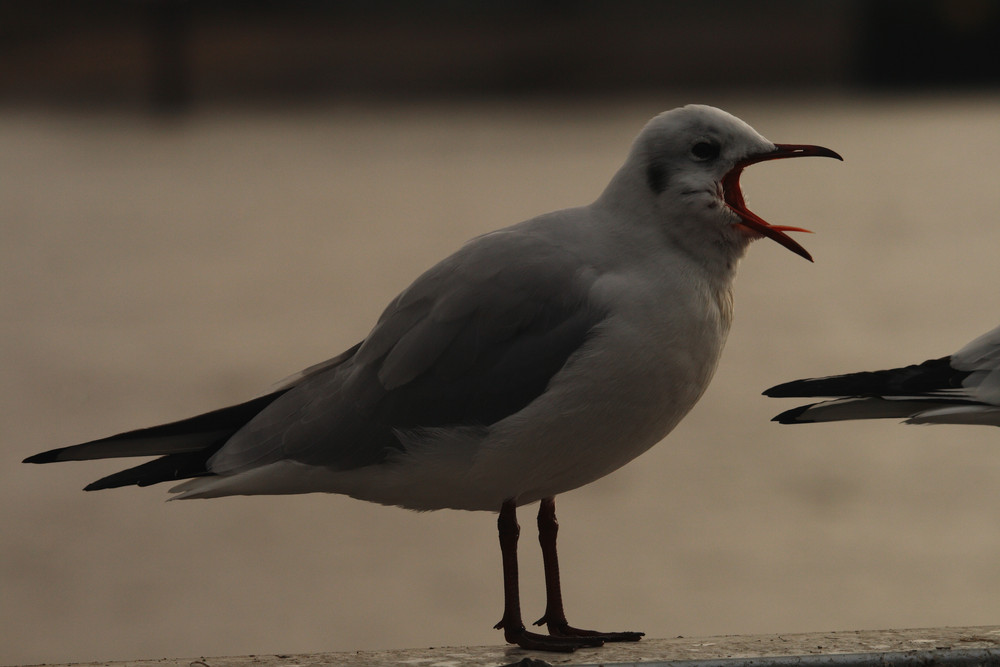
[19, 626, 1000, 667]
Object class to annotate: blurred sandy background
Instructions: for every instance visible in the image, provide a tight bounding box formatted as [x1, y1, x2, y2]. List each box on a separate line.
[4, 3, 1000, 666]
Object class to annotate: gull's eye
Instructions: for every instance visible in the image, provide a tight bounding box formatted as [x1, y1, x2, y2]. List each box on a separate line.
[691, 141, 720, 161]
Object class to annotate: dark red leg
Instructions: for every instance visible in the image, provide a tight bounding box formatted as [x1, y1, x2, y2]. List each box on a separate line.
[533, 497, 644, 642]
[493, 499, 603, 652]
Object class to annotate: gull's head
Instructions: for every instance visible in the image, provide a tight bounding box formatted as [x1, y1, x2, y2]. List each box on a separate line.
[609, 104, 842, 262]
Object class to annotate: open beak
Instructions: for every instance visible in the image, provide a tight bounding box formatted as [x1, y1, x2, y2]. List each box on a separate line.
[722, 143, 842, 262]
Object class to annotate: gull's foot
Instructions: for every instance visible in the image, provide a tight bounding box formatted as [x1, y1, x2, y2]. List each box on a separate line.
[496, 620, 604, 652]
[534, 617, 644, 643]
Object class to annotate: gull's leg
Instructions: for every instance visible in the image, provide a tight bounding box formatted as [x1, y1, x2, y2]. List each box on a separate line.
[532, 496, 644, 642]
[493, 499, 603, 652]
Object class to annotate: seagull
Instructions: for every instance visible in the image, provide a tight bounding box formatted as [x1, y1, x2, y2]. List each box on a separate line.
[766, 324, 1000, 426]
[23, 105, 840, 652]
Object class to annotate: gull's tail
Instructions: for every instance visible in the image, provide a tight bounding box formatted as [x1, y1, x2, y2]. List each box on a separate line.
[23, 390, 288, 490]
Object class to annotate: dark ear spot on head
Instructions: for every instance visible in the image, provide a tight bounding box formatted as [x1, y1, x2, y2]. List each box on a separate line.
[646, 160, 669, 194]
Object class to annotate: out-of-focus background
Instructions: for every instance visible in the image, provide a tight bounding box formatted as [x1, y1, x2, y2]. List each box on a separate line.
[3, 1, 1000, 664]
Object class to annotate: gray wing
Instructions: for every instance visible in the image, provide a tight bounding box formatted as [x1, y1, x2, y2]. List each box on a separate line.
[209, 227, 607, 474]
[951, 324, 1000, 408]
[952, 324, 1000, 372]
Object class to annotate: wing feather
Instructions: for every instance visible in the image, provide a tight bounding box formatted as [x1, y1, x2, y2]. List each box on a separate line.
[766, 325, 1000, 427]
[209, 228, 605, 475]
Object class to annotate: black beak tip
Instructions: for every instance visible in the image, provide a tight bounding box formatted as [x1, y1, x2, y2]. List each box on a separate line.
[824, 148, 845, 162]
[772, 144, 844, 162]
[796, 145, 843, 161]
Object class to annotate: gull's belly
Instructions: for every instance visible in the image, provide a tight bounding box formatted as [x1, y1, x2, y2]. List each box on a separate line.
[471, 312, 726, 507]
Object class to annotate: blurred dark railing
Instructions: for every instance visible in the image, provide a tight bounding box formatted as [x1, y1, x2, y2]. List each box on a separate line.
[0, 0, 998, 111]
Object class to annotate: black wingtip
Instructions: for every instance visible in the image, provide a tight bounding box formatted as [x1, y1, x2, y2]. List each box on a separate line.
[771, 404, 814, 424]
[762, 380, 805, 398]
[23, 449, 63, 464]
[82, 473, 145, 491]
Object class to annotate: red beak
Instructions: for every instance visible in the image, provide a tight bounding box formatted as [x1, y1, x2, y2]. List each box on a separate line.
[722, 143, 842, 262]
